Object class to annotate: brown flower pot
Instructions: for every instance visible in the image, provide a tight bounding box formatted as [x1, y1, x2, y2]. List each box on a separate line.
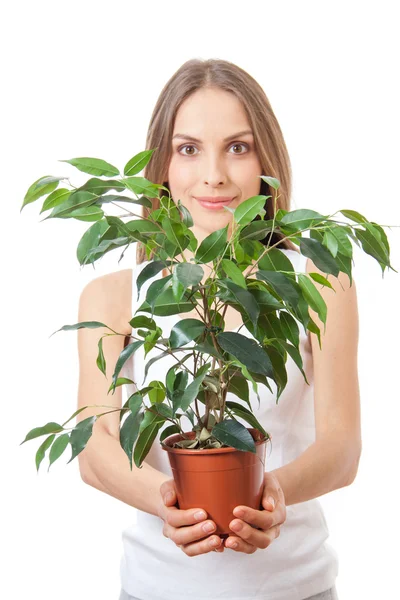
[162, 427, 268, 538]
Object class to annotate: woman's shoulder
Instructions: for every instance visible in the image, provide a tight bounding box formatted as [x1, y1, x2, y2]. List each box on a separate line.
[80, 268, 133, 336]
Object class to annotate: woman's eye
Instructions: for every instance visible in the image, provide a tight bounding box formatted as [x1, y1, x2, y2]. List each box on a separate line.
[178, 143, 248, 156]
[229, 143, 248, 154]
[179, 145, 198, 156]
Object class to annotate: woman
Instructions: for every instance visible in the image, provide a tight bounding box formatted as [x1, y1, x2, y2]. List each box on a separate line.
[77, 58, 361, 600]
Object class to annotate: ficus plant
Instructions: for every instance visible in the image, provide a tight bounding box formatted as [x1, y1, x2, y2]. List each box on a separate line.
[19, 149, 397, 472]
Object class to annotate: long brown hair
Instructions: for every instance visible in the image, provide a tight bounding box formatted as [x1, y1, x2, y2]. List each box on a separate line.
[136, 58, 299, 274]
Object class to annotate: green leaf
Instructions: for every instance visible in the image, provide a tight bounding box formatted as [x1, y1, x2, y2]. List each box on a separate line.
[66, 205, 104, 222]
[258, 312, 285, 340]
[218, 279, 260, 330]
[142, 348, 177, 386]
[145, 274, 173, 314]
[256, 270, 300, 307]
[239, 219, 274, 241]
[94, 193, 152, 209]
[67, 416, 96, 463]
[152, 403, 174, 420]
[130, 314, 157, 331]
[278, 209, 326, 232]
[111, 341, 144, 391]
[138, 287, 194, 317]
[40, 188, 71, 214]
[192, 341, 226, 362]
[61, 406, 98, 428]
[148, 381, 166, 404]
[176, 200, 194, 228]
[331, 252, 353, 286]
[323, 229, 339, 257]
[258, 248, 296, 281]
[135, 260, 171, 301]
[35, 434, 56, 472]
[76, 219, 110, 265]
[165, 374, 176, 404]
[129, 393, 144, 416]
[48, 434, 70, 470]
[233, 195, 267, 225]
[226, 373, 250, 406]
[96, 337, 106, 376]
[225, 401, 269, 440]
[160, 424, 181, 442]
[169, 319, 207, 348]
[133, 414, 165, 468]
[50, 320, 112, 338]
[59, 157, 120, 177]
[248, 288, 285, 313]
[217, 332, 274, 377]
[195, 225, 228, 263]
[173, 367, 211, 416]
[20, 422, 64, 445]
[211, 419, 256, 453]
[112, 377, 135, 390]
[21, 176, 64, 212]
[118, 392, 144, 428]
[279, 311, 300, 348]
[370, 222, 391, 256]
[84, 236, 130, 264]
[79, 177, 125, 195]
[298, 273, 327, 326]
[120, 401, 144, 470]
[299, 238, 340, 276]
[104, 215, 133, 237]
[355, 224, 390, 272]
[308, 272, 335, 290]
[174, 262, 204, 288]
[328, 225, 353, 258]
[123, 149, 156, 176]
[260, 175, 280, 190]
[41, 190, 99, 221]
[263, 343, 287, 401]
[219, 260, 247, 288]
[161, 218, 187, 253]
[274, 339, 309, 385]
[123, 176, 160, 197]
[340, 209, 369, 224]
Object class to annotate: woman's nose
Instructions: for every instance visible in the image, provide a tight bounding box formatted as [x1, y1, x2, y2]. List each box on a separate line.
[202, 155, 227, 186]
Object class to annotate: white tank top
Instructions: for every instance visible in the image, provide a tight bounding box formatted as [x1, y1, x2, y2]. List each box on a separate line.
[119, 249, 339, 600]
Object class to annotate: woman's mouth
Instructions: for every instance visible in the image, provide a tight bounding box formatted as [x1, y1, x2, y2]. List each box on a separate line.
[194, 196, 235, 210]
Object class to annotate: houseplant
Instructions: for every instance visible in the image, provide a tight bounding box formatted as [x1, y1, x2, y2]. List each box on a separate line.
[19, 148, 397, 535]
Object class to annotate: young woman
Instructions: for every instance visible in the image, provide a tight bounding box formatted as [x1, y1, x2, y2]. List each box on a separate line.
[77, 59, 360, 600]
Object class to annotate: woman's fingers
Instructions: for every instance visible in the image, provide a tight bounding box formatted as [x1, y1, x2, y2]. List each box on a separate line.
[232, 501, 285, 532]
[164, 514, 217, 546]
[161, 505, 224, 555]
[177, 534, 224, 556]
[164, 504, 209, 528]
[225, 522, 281, 552]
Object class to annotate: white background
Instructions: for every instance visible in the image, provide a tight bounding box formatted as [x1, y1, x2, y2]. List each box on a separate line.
[2, 1, 399, 599]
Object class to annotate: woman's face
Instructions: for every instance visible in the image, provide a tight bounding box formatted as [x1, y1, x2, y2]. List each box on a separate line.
[167, 87, 263, 245]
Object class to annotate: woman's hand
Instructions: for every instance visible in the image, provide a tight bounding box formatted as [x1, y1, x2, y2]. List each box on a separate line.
[224, 471, 286, 554]
[158, 479, 225, 556]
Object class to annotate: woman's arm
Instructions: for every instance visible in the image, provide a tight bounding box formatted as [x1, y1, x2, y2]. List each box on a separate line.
[269, 258, 362, 506]
[76, 270, 170, 517]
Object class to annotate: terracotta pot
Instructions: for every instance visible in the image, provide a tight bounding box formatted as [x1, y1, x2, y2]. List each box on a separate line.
[162, 427, 268, 538]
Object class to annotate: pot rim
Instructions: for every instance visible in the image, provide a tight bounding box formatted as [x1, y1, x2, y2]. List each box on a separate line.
[161, 427, 270, 455]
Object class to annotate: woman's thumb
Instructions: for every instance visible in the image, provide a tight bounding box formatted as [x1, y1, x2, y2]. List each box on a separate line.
[161, 480, 176, 505]
[262, 493, 276, 511]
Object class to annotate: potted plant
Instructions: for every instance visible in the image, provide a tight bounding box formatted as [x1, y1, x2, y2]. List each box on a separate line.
[19, 149, 397, 537]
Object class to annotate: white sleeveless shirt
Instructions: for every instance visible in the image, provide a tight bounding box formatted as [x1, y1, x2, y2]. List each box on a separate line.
[119, 249, 339, 600]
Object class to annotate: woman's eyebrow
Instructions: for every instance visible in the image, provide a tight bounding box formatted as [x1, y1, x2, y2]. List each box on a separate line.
[172, 130, 254, 143]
